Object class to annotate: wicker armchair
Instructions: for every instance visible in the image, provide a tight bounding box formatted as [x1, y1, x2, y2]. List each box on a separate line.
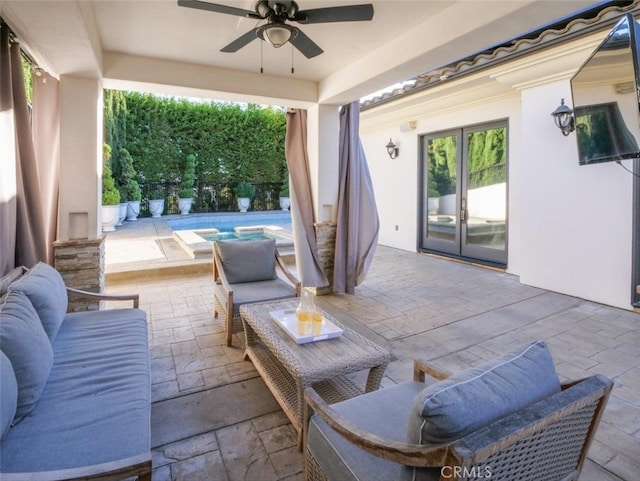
[304, 341, 613, 481]
[213, 239, 301, 346]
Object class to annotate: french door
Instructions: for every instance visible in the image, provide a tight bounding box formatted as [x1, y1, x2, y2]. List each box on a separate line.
[420, 121, 508, 266]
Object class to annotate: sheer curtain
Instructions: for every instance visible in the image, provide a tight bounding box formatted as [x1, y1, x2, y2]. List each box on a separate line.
[284, 108, 328, 287]
[32, 72, 60, 264]
[0, 21, 58, 276]
[333, 101, 379, 294]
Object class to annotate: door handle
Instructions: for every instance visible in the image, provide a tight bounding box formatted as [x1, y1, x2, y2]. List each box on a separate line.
[461, 198, 468, 223]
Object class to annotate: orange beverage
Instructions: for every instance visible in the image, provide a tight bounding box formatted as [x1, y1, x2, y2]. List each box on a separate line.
[311, 311, 323, 334]
[297, 310, 310, 334]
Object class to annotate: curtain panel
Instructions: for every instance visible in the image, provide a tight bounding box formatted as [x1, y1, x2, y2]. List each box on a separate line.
[284, 108, 328, 287]
[333, 101, 379, 294]
[0, 21, 55, 276]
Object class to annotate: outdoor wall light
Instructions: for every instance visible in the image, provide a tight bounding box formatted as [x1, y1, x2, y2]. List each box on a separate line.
[386, 138, 399, 159]
[551, 98, 575, 136]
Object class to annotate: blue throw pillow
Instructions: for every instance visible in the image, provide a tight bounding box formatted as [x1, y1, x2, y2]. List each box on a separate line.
[408, 340, 561, 444]
[0, 350, 18, 438]
[9, 262, 68, 342]
[0, 291, 54, 423]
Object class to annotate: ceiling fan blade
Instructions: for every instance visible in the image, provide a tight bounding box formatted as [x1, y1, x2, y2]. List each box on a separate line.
[178, 0, 261, 19]
[294, 4, 373, 24]
[289, 28, 323, 59]
[220, 28, 259, 52]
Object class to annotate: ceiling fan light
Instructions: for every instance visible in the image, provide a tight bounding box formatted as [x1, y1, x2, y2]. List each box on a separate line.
[264, 24, 292, 47]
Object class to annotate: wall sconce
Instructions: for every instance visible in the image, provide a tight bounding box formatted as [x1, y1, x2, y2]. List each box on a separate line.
[551, 98, 575, 136]
[386, 138, 399, 159]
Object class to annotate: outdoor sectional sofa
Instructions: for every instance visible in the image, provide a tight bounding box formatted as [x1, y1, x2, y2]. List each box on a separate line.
[0, 263, 151, 481]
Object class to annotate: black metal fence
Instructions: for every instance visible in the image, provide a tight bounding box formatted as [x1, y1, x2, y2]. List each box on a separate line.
[138, 181, 283, 217]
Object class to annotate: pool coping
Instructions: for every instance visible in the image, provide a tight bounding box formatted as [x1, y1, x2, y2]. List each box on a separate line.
[173, 225, 294, 259]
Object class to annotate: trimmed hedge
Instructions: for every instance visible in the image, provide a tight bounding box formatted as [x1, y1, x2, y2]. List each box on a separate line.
[104, 91, 287, 189]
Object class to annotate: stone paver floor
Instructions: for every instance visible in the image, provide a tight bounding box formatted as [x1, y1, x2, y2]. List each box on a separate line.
[105, 220, 639, 481]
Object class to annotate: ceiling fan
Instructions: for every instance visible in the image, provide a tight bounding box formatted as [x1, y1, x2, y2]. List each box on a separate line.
[177, 0, 374, 59]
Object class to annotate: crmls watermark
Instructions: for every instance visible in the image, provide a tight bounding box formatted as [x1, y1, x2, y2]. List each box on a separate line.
[441, 466, 492, 479]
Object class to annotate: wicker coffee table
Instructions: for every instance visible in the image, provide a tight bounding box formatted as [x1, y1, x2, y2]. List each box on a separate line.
[240, 298, 391, 446]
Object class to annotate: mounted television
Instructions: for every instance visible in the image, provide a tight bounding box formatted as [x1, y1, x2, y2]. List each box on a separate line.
[571, 14, 640, 165]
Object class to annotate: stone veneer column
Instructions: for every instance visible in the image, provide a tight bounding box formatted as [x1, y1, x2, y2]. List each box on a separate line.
[53, 236, 105, 312]
[311, 221, 336, 296]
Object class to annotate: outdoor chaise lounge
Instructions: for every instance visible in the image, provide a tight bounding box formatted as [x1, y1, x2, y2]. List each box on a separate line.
[213, 238, 301, 346]
[304, 340, 613, 481]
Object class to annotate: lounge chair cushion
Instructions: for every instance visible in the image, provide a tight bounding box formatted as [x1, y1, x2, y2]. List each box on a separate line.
[0, 291, 54, 423]
[9, 262, 68, 341]
[308, 381, 440, 481]
[228, 279, 298, 315]
[0, 308, 151, 472]
[216, 239, 277, 284]
[408, 340, 561, 444]
[0, 351, 18, 438]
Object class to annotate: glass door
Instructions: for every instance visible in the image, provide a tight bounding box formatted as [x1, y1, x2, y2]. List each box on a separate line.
[421, 122, 508, 266]
[422, 130, 461, 257]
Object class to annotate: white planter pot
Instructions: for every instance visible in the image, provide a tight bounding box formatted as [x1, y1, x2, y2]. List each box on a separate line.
[237, 197, 250, 213]
[116, 203, 127, 226]
[149, 199, 165, 218]
[427, 197, 440, 215]
[178, 198, 193, 215]
[279, 197, 291, 211]
[101, 205, 120, 232]
[126, 200, 140, 221]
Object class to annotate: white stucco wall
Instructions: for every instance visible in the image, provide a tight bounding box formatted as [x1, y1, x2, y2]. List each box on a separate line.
[518, 81, 634, 309]
[58, 76, 103, 241]
[361, 46, 635, 310]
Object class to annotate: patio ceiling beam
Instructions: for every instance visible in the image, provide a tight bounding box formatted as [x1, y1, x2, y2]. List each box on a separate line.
[102, 52, 318, 108]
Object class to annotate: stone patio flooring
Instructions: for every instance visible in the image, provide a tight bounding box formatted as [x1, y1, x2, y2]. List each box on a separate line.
[104, 216, 639, 481]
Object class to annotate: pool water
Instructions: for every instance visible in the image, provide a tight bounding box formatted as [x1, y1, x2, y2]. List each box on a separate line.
[166, 212, 291, 232]
[199, 230, 289, 242]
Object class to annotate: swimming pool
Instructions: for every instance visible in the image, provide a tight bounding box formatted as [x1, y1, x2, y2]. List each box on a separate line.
[166, 211, 292, 232]
[168, 211, 294, 258]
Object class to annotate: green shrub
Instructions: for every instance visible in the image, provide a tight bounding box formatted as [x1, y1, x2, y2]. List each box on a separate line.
[179, 154, 196, 198]
[234, 181, 256, 198]
[279, 180, 290, 197]
[148, 186, 165, 200]
[102, 144, 121, 205]
[119, 148, 141, 201]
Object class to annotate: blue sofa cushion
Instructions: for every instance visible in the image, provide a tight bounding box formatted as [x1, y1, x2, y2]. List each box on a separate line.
[0, 308, 151, 473]
[230, 279, 297, 315]
[216, 239, 277, 284]
[308, 382, 440, 481]
[9, 262, 68, 341]
[408, 340, 561, 444]
[0, 351, 18, 438]
[0, 291, 54, 423]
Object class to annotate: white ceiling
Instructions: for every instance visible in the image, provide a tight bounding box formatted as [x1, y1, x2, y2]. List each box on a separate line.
[2, 0, 598, 107]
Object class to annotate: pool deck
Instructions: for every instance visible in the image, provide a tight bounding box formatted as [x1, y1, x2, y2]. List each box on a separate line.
[105, 212, 293, 282]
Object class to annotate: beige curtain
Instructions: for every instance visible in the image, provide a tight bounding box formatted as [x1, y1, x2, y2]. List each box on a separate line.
[0, 24, 17, 275]
[0, 22, 49, 275]
[285, 109, 328, 287]
[333, 102, 379, 294]
[32, 72, 60, 264]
